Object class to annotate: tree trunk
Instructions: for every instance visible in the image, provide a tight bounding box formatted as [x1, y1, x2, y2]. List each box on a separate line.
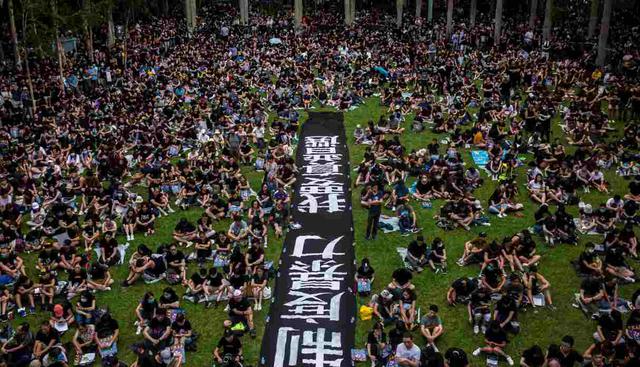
[185, 0, 193, 32]
[24, 49, 36, 112]
[542, 0, 552, 43]
[51, 0, 65, 91]
[494, 0, 503, 42]
[162, 0, 169, 16]
[596, 0, 611, 66]
[416, 0, 422, 18]
[446, 0, 453, 36]
[350, 0, 355, 23]
[529, 0, 538, 29]
[294, 0, 303, 28]
[396, 0, 403, 29]
[588, 0, 599, 39]
[344, 0, 352, 25]
[8, 0, 20, 69]
[107, 5, 115, 49]
[470, 0, 477, 27]
[427, 0, 433, 22]
[82, 0, 94, 62]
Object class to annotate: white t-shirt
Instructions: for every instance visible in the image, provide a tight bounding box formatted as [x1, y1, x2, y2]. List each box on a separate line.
[396, 342, 421, 364]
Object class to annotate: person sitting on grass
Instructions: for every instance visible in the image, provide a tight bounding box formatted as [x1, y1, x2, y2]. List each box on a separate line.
[372, 289, 397, 326]
[395, 333, 421, 367]
[472, 320, 515, 366]
[405, 235, 429, 273]
[480, 261, 506, 294]
[428, 237, 447, 273]
[172, 218, 197, 248]
[366, 322, 390, 367]
[122, 254, 165, 287]
[420, 305, 444, 352]
[228, 289, 256, 338]
[469, 286, 492, 335]
[399, 288, 418, 330]
[447, 277, 478, 306]
[457, 232, 488, 266]
[523, 265, 556, 311]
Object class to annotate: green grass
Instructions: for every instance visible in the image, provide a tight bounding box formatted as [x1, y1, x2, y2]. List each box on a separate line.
[11, 98, 635, 366]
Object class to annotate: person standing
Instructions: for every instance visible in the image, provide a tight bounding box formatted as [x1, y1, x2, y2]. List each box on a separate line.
[365, 184, 384, 240]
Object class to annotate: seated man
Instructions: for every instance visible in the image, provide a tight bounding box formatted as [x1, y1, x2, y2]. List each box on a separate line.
[472, 320, 514, 366]
[228, 289, 256, 338]
[32, 322, 60, 364]
[213, 329, 243, 367]
[122, 255, 166, 287]
[420, 305, 444, 350]
[576, 276, 606, 318]
[395, 333, 421, 367]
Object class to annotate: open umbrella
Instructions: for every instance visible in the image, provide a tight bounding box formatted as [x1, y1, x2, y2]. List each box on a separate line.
[269, 37, 282, 45]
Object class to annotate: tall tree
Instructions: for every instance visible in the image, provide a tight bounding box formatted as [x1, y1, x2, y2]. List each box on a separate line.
[294, 0, 303, 29]
[495, 0, 503, 42]
[529, 0, 538, 29]
[396, 0, 403, 28]
[8, 0, 20, 68]
[596, 0, 612, 66]
[542, 0, 552, 43]
[470, 0, 477, 27]
[416, 0, 422, 18]
[446, 0, 453, 36]
[588, 0, 599, 39]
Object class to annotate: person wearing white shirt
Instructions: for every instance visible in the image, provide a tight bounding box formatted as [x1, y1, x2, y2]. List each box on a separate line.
[395, 333, 421, 367]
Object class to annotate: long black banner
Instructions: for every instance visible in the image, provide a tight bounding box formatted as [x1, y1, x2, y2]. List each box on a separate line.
[260, 112, 356, 367]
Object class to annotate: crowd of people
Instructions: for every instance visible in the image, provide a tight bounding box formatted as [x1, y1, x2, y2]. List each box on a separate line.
[0, 1, 638, 367]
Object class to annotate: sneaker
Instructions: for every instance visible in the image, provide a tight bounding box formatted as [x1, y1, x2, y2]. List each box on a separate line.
[186, 241, 194, 248]
[547, 304, 557, 311]
[17, 308, 27, 318]
[224, 304, 230, 312]
[431, 344, 439, 353]
[136, 325, 143, 335]
[506, 356, 514, 366]
[29, 307, 36, 315]
[481, 325, 487, 334]
[104, 287, 112, 291]
[472, 348, 481, 357]
[473, 325, 479, 334]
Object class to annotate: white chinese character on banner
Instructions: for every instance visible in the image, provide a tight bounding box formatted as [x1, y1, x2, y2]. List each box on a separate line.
[292, 235, 345, 259]
[303, 154, 343, 162]
[305, 136, 338, 148]
[274, 327, 343, 367]
[305, 147, 337, 154]
[297, 193, 345, 213]
[283, 292, 344, 324]
[299, 185, 343, 195]
[290, 260, 346, 291]
[304, 163, 341, 176]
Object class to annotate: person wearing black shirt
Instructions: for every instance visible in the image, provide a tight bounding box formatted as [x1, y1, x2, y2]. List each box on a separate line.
[355, 258, 375, 297]
[33, 322, 59, 361]
[366, 322, 389, 366]
[548, 335, 584, 367]
[520, 345, 545, 367]
[472, 320, 514, 365]
[604, 246, 636, 283]
[494, 295, 518, 333]
[165, 244, 186, 282]
[99, 233, 120, 267]
[595, 310, 624, 345]
[159, 287, 180, 310]
[171, 313, 194, 350]
[143, 312, 171, 351]
[579, 277, 605, 317]
[214, 329, 243, 365]
[447, 277, 478, 305]
[228, 290, 255, 338]
[469, 288, 491, 335]
[365, 184, 384, 240]
[406, 235, 429, 272]
[445, 347, 469, 367]
[186, 268, 207, 302]
[95, 313, 119, 359]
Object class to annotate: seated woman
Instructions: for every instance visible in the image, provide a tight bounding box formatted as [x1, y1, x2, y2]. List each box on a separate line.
[135, 292, 158, 334]
[136, 203, 156, 237]
[577, 243, 605, 278]
[428, 238, 447, 273]
[493, 294, 519, 334]
[172, 218, 197, 247]
[480, 261, 506, 294]
[250, 267, 268, 311]
[186, 268, 208, 302]
[72, 323, 95, 365]
[396, 203, 418, 234]
[471, 320, 514, 366]
[399, 288, 417, 330]
[122, 254, 165, 287]
[447, 277, 478, 305]
[593, 310, 624, 346]
[523, 266, 555, 310]
[366, 322, 390, 367]
[355, 258, 375, 297]
[94, 312, 120, 358]
[204, 267, 226, 308]
[527, 174, 547, 206]
[159, 287, 180, 311]
[604, 245, 636, 283]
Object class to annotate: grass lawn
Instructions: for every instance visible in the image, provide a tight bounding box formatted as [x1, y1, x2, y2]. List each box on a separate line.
[11, 97, 636, 367]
